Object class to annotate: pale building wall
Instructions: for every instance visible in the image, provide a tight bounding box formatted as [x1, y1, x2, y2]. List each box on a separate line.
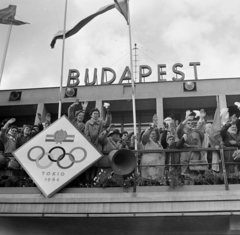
[0, 78, 239, 124]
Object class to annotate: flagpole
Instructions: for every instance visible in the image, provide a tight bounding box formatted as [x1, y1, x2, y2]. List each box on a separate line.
[58, 0, 68, 119]
[0, 24, 12, 85]
[127, 1, 137, 151]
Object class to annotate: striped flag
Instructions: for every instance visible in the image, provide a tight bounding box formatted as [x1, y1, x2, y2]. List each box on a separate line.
[50, 3, 115, 48]
[114, 0, 129, 24]
[209, 98, 223, 147]
[0, 5, 29, 25]
[45, 134, 75, 143]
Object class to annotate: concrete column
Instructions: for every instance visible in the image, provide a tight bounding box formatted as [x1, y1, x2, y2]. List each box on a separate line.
[156, 97, 164, 128]
[218, 94, 227, 110]
[34, 103, 48, 125]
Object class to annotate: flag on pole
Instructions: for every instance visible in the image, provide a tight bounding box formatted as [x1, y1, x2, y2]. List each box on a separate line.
[209, 98, 223, 172]
[0, 5, 29, 25]
[209, 98, 223, 147]
[50, 3, 115, 48]
[114, 0, 129, 24]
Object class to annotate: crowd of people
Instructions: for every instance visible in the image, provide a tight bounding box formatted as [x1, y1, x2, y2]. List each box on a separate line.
[0, 100, 240, 185]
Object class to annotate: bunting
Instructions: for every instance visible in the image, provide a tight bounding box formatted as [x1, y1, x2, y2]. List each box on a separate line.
[209, 99, 223, 147]
[114, 0, 129, 24]
[0, 5, 28, 25]
[209, 99, 222, 172]
[50, 3, 115, 48]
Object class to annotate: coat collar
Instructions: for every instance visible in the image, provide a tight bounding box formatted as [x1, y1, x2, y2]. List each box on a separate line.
[88, 118, 101, 125]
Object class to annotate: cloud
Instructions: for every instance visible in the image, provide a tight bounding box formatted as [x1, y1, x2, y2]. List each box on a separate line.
[0, 0, 240, 89]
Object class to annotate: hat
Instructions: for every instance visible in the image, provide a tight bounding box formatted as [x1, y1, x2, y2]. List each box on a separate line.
[108, 129, 122, 137]
[90, 108, 100, 116]
[121, 131, 128, 136]
[189, 111, 196, 117]
[9, 125, 18, 132]
[75, 110, 85, 117]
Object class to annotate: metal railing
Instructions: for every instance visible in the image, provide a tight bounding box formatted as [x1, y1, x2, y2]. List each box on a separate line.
[1, 147, 239, 191]
[131, 147, 239, 191]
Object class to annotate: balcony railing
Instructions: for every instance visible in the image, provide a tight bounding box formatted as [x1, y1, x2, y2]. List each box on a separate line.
[0, 147, 238, 191]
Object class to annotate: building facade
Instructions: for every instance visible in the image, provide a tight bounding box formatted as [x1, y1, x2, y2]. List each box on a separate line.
[0, 77, 240, 234]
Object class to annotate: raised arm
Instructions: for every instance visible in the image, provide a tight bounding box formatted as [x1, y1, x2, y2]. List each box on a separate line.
[102, 107, 111, 128]
[81, 101, 88, 122]
[0, 118, 16, 143]
[175, 134, 187, 149]
[220, 121, 232, 141]
[68, 101, 78, 122]
[196, 109, 206, 131]
[160, 130, 168, 149]
[177, 113, 193, 139]
[142, 124, 155, 145]
[98, 125, 113, 145]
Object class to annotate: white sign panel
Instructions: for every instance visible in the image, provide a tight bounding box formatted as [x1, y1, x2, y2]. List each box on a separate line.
[13, 115, 103, 198]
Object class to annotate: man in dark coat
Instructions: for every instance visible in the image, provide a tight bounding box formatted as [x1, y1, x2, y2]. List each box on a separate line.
[220, 116, 240, 176]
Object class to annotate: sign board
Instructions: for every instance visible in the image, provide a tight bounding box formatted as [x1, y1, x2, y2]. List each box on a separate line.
[13, 115, 103, 198]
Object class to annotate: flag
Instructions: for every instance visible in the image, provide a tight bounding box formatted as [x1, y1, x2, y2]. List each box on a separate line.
[209, 99, 223, 172]
[0, 5, 28, 25]
[114, 0, 129, 24]
[50, 3, 115, 48]
[209, 99, 223, 147]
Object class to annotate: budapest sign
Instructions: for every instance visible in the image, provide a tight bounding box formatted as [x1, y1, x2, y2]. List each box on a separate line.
[67, 62, 201, 87]
[13, 116, 102, 198]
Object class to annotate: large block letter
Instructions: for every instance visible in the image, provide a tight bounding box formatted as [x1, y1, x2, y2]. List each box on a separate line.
[139, 65, 152, 83]
[189, 62, 200, 80]
[172, 63, 185, 81]
[67, 69, 80, 87]
[119, 66, 131, 84]
[157, 64, 167, 82]
[101, 67, 116, 85]
[84, 68, 98, 86]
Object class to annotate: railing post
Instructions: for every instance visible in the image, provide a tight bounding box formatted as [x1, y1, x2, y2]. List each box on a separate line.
[133, 152, 138, 193]
[220, 148, 229, 190]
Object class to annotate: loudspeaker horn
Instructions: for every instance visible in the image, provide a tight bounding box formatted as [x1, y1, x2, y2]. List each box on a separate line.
[9, 91, 21, 101]
[108, 149, 136, 175]
[95, 149, 136, 175]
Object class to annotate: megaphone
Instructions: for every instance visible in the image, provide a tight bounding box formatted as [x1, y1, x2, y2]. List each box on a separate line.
[96, 149, 136, 175]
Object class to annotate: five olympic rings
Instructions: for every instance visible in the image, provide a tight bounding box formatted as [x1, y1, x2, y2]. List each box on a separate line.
[27, 146, 87, 169]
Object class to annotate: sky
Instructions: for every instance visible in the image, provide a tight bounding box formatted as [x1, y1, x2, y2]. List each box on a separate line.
[0, 0, 240, 90]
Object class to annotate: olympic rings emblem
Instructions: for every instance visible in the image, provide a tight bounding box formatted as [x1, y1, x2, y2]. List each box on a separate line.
[57, 153, 75, 169]
[69, 147, 87, 163]
[27, 146, 87, 170]
[49, 146, 65, 162]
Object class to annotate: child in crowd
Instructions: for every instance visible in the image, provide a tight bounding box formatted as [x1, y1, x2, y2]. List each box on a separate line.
[161, 130, 187, 171]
